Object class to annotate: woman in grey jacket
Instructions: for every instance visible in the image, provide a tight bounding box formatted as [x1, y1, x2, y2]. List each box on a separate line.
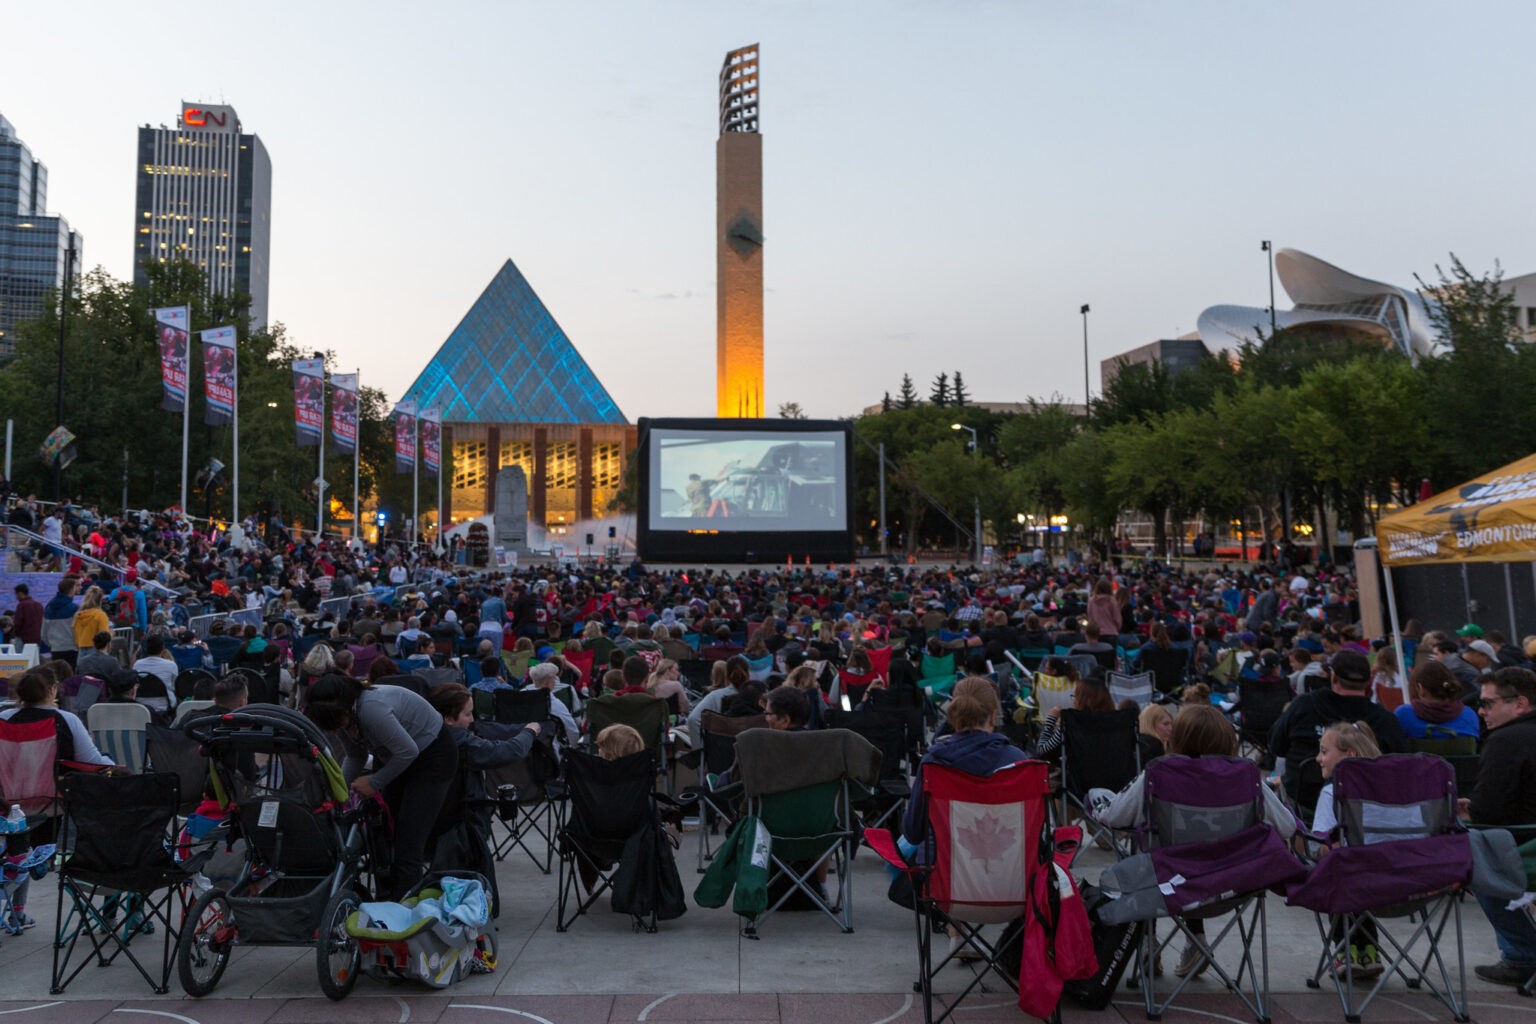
[307, 675, 458, 898]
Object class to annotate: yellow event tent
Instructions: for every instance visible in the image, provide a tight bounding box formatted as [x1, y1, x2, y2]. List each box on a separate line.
[1374, 452, 1536, 679]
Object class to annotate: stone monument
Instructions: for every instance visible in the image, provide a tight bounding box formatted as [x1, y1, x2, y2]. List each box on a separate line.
[494, 465, 530, 554]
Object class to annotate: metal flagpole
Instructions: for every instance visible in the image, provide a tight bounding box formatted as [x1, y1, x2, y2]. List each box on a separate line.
[232, 335, 240, 526]
[316, 370, 327, 542]
[180, 380, 190, 515]
[352, 369, 360, 549]
[436, 455, 443, 554]
[412, 415, 419, 551]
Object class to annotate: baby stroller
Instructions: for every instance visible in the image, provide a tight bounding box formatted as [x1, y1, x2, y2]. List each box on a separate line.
[177, 705, 386, 1000]
[345, 870, 498, 990]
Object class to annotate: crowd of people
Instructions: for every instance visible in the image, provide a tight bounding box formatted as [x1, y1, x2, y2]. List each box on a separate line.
[2, 498, 1536, 990]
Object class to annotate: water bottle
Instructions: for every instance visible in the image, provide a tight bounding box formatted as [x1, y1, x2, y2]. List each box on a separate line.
[4, 805, 23, 834]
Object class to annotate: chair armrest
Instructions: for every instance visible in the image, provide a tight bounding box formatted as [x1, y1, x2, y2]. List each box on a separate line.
[864, 827, 919, 874]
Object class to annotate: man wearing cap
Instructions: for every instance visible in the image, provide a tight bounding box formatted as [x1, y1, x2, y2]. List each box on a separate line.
[1462, 667, 1536, 984]
[1442, 638, 1496, 696]
[1268, 649, 1407, 803]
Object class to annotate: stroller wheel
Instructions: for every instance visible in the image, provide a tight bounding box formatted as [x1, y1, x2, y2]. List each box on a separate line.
[177, 889, 234, 997]
[317, 889, 361, 1001]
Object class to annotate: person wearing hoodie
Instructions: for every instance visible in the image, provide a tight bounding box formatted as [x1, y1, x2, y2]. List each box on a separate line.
[901, 677, 1027, 850]
[39, 577, 79, 667]
[1394, 660, 1480, 740]
[1268, 649, 1406, 802]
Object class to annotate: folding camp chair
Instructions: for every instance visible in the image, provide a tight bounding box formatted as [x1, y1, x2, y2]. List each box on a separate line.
[555, 747, 667, 932]
[52, 770, 190, 995]
[1124, 755, 1282, 1024]
[174, 668, 216, 703]
[144, 723, 208, 817]
[718, 728, 880, 936]
[484, 720, 563, 873]
[225, 666, 272, 706]
[585, 692, 670, 788]
[825, 707, 913, 834]
[865, 760, 1069, 1024]
[919, 653, 957, 698]
[1235, 676, 1291, 760]
[1107, 671, 1154, 709]
[1137, 645, 1189, 696]
[88, 701, 152, 773]
[70, 676, 104, 716]
[833, 648, 893, 707]
[1058, 707, 1139, 859]
[1287, 753, 1470, 1023]
[690, 711, 767, 873]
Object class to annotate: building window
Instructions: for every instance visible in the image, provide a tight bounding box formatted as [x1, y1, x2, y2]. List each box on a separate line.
[545, 441, 578, 526]
[591, 443, 624, 515]
[451, 440, 487, 520]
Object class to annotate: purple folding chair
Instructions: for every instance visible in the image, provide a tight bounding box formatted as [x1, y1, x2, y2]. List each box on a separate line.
[1134, 755, 1280, 1024]
[1285, 753, 1469, 1024]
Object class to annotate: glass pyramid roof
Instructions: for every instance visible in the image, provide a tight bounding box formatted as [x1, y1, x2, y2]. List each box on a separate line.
[405, 259, 627, 425]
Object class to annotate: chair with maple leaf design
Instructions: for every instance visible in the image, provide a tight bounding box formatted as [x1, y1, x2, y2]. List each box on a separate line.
[865, 759, 1071, 1024]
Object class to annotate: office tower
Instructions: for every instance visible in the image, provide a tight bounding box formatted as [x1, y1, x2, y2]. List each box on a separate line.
[716, 44, 764, 418]
[133, 102, 271, 329]
[0, 114, 79, 356]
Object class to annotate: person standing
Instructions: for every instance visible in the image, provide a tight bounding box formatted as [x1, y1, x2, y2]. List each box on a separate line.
[10, 584, 43, 648]
[40, 578, 79, 667]
[1462, 667, 1536, 985]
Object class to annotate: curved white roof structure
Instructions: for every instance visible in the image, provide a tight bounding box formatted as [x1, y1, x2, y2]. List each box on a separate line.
[1197, 248, 1446, 361]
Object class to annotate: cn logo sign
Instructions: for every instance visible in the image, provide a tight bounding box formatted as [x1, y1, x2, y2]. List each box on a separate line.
[183, 108, 226, 127]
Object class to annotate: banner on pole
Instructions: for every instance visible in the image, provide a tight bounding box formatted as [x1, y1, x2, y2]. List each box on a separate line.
[153, 306, 190, 412]
[421, 406, 441, 477]
[38, 426, 77, 469]
[201, 327, 236, 425]
[394, 399, 417, 475]
[331, 373, 359, 454]
[292, 358, 325, 447]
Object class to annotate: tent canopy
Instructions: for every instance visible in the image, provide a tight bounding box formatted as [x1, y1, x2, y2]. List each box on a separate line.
[1377, 452, 1536, 567]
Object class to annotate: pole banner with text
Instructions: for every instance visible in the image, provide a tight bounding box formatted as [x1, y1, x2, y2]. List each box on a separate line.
[394, 399, 417, 475]
[201, 326, 236, 425]
[153, 306, 190, 412]
[331, 373, 359, 454]
[421, 406, 441, 477]
[292, 358, 325, 447]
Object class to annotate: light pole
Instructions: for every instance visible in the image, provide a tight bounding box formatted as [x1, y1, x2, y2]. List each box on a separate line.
[951, 423, 982, 565]
[1260, 241, 1277, 338]
[1080, 303, 1091, 413]
[53, 231, 77, 502]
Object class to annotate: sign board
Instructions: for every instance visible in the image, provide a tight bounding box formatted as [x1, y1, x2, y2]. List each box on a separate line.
[181, 103, 239, 133]
[466, 523, 490, 567]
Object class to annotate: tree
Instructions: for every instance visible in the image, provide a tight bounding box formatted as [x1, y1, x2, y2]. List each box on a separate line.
[777, 401, 807, 419]
[897, 374, 919, 409]
[952, 371, 970, 407]
[930, 372, 951, 407]
[881, 391, 892, 413]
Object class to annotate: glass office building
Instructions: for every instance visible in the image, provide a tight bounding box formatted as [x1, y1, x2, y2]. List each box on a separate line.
[133, 103, 271, 329]
[0, 115, 78, 357]
[406, 259, 634, 534]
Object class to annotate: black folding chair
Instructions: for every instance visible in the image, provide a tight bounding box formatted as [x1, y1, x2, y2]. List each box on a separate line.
[224, 666, 271, 706]
[52, 770, 190, 995]
[1137, 645, 1189, 696]
[1235, 677, 1291, 761]
[1058, 707, 1140, 859]
[144, 723, 208, 817]
[555, 747, 663, 932]
[174, 668, 217, 704]
[826, 707, 913, 834]
[483, 721, 563, 874]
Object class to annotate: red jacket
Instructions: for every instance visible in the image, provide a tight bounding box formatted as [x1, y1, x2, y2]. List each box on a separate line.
[12, 596, 43, 645]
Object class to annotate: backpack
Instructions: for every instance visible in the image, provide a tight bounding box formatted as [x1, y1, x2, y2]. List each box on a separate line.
[610, 817, 687, 926]
[113, 590, 137, 627]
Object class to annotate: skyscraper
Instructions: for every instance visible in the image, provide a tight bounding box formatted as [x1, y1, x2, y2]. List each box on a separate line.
[0, 114, 79, 357]
[133, 102, 271, 329]
[716, 44, 764, 418]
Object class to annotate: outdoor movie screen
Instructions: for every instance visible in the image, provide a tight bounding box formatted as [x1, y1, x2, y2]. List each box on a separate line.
[647, 425, 848, 533]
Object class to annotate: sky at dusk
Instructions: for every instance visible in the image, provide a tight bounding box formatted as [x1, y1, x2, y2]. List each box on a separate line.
[6, 0, 1534, 420]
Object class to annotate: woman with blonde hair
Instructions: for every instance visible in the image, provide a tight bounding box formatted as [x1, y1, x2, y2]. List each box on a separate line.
[645, 658, 691, 714]
[71, 586, 111, 650]
[784, 662, 826, 729]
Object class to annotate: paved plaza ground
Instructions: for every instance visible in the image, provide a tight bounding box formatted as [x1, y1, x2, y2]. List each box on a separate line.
[0, 837, 1529, 1023]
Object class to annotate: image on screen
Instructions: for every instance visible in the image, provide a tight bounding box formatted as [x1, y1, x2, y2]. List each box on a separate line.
[649, 428, 847, 532]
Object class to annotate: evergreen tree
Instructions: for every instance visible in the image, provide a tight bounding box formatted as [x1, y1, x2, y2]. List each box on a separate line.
[881, 391, 892, 413]
[897, 374, 919, 409]
[930, 372, 951, 407]
[952, 371, 970, 407]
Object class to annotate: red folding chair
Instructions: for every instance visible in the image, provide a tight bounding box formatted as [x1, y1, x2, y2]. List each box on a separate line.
[563, 648, 595, 689]
[867, 760, 1074, 1024]
[838, 647, 893, 705]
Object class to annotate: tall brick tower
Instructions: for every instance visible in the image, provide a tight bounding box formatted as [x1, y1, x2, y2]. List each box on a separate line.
[716, 44, 764, 418]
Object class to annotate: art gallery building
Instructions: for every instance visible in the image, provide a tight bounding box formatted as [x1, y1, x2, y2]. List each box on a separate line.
[404, 259, 636, 535]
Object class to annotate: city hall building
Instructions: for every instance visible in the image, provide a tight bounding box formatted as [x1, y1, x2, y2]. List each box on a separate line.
[404, 259, 634, 535]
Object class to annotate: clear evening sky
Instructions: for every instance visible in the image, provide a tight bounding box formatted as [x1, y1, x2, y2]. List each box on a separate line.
[5, 1, 1531, 420]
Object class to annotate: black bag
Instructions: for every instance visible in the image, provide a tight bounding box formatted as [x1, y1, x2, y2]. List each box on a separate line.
[610, 820, 687, 925]
[1062, 882, 1143, 1011]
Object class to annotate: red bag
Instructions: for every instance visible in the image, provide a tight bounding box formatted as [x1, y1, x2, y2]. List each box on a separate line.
[1018, 862, 1097, 1019]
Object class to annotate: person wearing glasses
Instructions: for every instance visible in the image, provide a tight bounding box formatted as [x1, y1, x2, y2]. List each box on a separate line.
[1461, 667, 1536, 986]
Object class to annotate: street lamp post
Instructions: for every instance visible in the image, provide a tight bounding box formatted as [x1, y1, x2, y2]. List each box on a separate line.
[1260, 241, 1277, 338]
[951, 423, 982, 565]
[1080, 303, 1091, 413]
